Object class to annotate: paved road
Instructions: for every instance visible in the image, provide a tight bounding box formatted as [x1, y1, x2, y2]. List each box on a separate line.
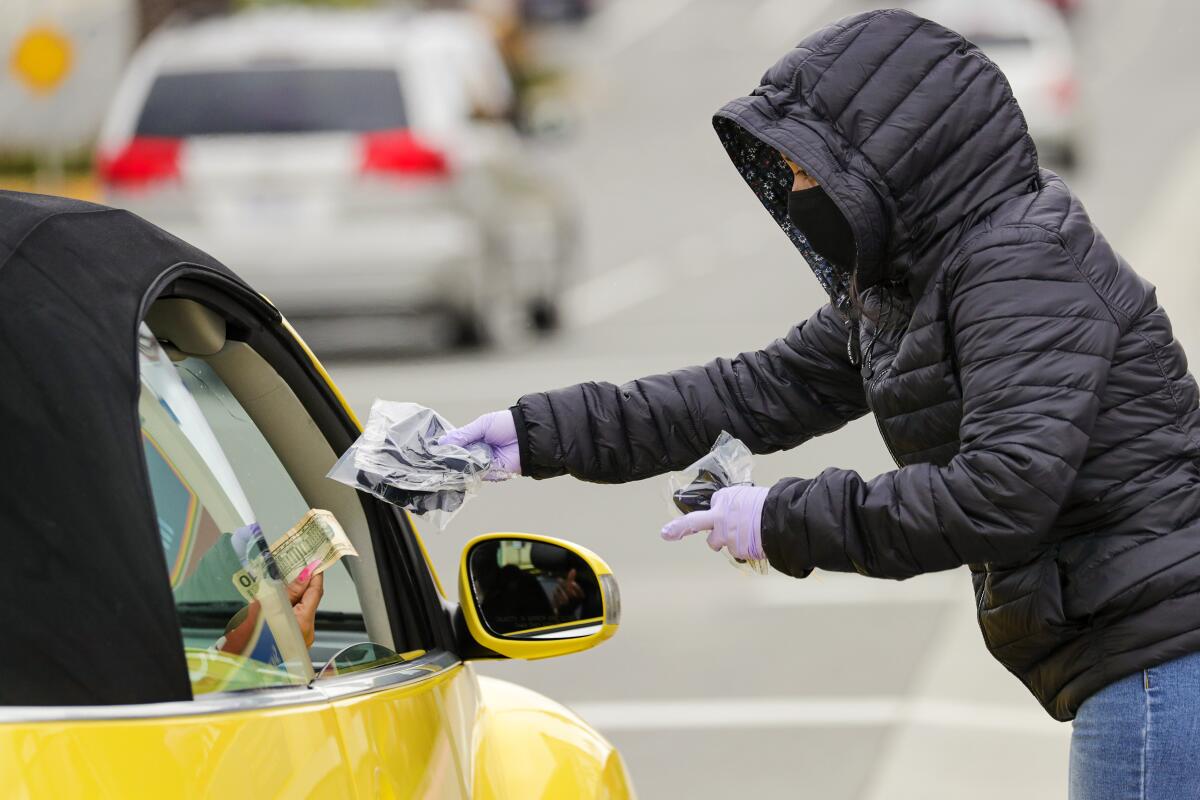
[326, 2, 1200, 796]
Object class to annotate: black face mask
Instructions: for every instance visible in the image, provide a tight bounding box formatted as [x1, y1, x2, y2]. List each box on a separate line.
[787, 186, 855, 271]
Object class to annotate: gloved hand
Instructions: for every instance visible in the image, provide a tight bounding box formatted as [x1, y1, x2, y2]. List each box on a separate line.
[438, 410, 521, 480]
[661, 485, 769, 561]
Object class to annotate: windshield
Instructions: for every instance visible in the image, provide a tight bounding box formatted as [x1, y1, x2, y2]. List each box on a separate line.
[135, 67, 407, 137]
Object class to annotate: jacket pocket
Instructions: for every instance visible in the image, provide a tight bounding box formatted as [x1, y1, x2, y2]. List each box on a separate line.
[974, 555, 1074, 673]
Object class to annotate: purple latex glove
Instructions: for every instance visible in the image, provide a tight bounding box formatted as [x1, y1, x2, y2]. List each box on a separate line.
[661, 485, 769, 561]
[438, 410, 521, 480]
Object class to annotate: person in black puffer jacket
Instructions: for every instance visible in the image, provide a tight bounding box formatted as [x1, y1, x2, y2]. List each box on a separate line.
[441, 10, 1200, 795]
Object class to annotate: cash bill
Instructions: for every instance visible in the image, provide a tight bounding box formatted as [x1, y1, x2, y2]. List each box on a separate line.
[232, 509, 358, 602]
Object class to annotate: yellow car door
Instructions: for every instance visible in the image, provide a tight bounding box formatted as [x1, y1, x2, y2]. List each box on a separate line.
[316, 647, 475, 797]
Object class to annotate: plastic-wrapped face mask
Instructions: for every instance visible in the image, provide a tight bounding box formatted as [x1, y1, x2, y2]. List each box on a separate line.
[666, 432, 770, 576]
[671, 469, 728, 516]
[327, 400, 494, 530]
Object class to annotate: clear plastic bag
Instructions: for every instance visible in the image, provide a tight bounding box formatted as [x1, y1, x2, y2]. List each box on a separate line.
[327, 400, 493, 530]
[666, 431, 770, 576]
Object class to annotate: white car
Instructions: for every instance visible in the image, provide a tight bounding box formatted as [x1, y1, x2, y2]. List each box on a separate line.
[96, 8, 576, 350]
[910, 0, 1081, 167]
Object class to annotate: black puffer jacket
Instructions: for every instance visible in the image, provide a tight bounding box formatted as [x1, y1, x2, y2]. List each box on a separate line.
[511, 9, 1200, 721]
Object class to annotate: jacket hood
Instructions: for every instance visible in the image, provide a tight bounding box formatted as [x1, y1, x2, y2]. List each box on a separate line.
[714, 8, 1040, 310]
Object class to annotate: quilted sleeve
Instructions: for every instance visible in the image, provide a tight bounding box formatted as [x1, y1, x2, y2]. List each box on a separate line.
[512, 303, 868, 482]
[762, 230, 1121, 578]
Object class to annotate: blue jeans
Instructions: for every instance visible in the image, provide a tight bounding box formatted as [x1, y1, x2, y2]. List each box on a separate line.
[1070, 650, 1200, 799]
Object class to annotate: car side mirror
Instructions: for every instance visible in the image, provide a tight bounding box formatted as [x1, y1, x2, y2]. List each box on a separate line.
[458, 533, 619, 660]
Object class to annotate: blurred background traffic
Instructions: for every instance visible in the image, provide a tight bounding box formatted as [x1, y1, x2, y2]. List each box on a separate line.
[5, 0, 1196, 796]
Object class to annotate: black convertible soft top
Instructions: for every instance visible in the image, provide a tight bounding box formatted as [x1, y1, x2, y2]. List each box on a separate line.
[0, 191, 261, 706]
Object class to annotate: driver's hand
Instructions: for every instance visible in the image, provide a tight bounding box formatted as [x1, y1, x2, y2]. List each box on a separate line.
[288, 561, 325, 647]
[551, 568, 584, 611]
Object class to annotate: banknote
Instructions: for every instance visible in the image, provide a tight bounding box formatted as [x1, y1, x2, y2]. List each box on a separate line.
[232, 509, 358, 602]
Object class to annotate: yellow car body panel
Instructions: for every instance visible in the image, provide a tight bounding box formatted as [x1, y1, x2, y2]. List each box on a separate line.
[472, 676, 635, 800]
[0, 704, 355, 797]
[1, 665, 634, 798]
[328, 664, 472, 798]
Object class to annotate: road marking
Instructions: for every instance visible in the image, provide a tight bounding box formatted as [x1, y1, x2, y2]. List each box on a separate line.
[561, 209, 772, 330]
[569, 696, 1066, 735]
[562, 255, 670, 327]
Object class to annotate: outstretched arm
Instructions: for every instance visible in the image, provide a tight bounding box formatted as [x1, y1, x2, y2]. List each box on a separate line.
[762, 233, 1121, 579]
[514, 302, 868, 483]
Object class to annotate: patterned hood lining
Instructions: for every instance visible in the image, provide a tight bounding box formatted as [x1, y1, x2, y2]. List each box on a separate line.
[715, 117, 851, 312]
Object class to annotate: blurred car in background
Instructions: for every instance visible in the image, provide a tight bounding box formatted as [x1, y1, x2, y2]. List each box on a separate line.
[520, 0, 598, 25]
[913, 0, 1081, 167]
[1041, 0, 1082, 16]
[97, 8, 577, 351]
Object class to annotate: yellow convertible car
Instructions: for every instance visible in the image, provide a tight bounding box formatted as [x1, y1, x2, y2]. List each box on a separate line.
[0, 191, 633, 798]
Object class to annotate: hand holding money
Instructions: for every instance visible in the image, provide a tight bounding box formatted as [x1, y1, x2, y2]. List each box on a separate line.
[222, 560, 325, 654]
[270, 509, 358, 584]
[288, 561, 324, 647]
[232, 509, 358, 601]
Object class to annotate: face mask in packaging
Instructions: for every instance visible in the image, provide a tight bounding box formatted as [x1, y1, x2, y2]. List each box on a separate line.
[327, 400, 493, 530]
[666, 431, 770, 576]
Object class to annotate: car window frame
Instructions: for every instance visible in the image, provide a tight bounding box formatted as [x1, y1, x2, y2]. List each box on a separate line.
[0, 264, 460, 725]
[149, 271, 458, 659]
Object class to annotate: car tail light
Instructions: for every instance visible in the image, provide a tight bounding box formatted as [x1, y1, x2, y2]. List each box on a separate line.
[1049, 76, 1077, 112]
[360, 129, 449, 178]
[98, 137, 182, 188]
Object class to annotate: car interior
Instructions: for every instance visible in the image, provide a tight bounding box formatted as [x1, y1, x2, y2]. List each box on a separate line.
[142, 294, 431, 689]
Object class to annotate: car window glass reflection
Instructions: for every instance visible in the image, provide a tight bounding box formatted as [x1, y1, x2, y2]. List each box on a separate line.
[315, 642, 413, 680]
[469, 540, 603, 639]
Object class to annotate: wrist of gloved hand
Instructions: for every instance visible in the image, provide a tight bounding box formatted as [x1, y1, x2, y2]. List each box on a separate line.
[437, 409, 522, 479]
[661, 484, 769, 561]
